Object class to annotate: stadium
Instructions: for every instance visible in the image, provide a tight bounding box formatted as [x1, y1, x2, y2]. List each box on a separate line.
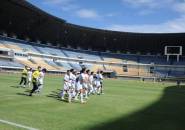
[0, 0, 185, 130]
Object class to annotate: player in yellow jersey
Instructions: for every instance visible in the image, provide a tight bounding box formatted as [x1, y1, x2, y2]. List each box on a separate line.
[19, 66, 28, 87]
[29, 66, 41, 96]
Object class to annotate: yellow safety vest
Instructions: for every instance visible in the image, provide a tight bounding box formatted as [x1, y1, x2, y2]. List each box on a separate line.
[32, 70, 40, 83]
[22, 69, 28, 78]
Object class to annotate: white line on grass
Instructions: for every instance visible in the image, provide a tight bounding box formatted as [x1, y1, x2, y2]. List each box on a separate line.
[0, 119, 39, 130]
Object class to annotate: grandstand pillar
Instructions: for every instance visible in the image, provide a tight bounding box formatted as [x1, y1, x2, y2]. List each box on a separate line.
[177, 55, 179, 62]
[167, 55, 169, 62]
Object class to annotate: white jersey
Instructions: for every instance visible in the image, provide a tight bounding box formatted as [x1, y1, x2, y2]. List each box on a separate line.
[85, 73, 89, 83]
[82, 73, 88, 89]
[89, 75, 94, 84]
[38, 72, 45, 85]
[76, 73, 84, 90]
[99, 74, 103, 82]
[28, 71, 32, 81]
[70, 73, 76, 89]
[95, 73, 103, 87]
[96, 73, 103, 82]
[63, 74, 70, 90]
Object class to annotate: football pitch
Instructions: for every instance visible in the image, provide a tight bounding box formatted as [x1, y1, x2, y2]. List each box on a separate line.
[0, 73, 185, 130]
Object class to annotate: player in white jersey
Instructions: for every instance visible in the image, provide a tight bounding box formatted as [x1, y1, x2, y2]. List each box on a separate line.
[69, 69, 76, 100]
[83, 69, 89, 99]
[75, 68, 86, 103]
[61, 70, 71, 101]
[27, 68, 32, 87]
[37, 68, 46, 93]
[88, 71, 94, 95]
[92, 73, 97, 94]
[99, 71, 104, 94]
[74, 73, 80, 100]
[95, 71, 102, 95]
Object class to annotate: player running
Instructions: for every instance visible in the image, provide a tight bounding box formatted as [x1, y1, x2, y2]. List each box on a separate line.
[27, 68, 32, 87]
[28, 66, 41, 96]
[75, 68, 86, 103]
[83, 69, 90, 99]
[61, 70, 72, 102]
[88, 71, 94, 95]
[95, 71, 103, 95]
[19, 66, 28, 87]
[99, 71, 104, 94]
[37, 68, 47, 93]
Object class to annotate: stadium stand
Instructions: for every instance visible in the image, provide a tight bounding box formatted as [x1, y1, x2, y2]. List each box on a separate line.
[0, 59, 23, 67]
[0, 0, 184, 78]
[91, 64, 104, 72]
[0, 35, 184, 77]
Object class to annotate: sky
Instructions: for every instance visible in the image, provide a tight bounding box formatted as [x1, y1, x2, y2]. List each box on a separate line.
[28, 0, 185, 33]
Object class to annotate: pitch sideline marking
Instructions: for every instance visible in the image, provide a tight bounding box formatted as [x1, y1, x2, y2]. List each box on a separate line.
[0, 119, 39, 130]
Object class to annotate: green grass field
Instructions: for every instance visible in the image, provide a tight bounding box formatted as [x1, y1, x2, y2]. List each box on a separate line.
[0, 73, 185, 130]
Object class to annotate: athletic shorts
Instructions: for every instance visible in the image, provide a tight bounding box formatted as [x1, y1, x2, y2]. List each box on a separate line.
[76, 82, 82, 91]
[82, 83, 88, 89]
[71, 83, 76, 89]
[88, 83, 93, 89]
[95, 81, 101, 87]
[63, 82, 70, 90]
[28, 78, 32, 82]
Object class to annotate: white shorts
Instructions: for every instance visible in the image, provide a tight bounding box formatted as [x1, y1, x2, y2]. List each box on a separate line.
[71, 82, 76, 89]
[28, 78, 32, 82]
[63, 82, 70, 90]
[82, 83, 88, 89]
[92, 81, 96, 86]
[76, 82, 82, 91]
[88, 83, 93, 90]
[95, 81, 101, 87]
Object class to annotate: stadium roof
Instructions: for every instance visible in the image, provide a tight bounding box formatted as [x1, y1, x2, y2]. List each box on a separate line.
[0, 0, 185, 55]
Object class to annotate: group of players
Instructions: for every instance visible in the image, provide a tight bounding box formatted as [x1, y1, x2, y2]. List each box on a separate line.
[19, 66, 46, 96]
[19, 66, 104, 103]
[60, 68, 104, 103]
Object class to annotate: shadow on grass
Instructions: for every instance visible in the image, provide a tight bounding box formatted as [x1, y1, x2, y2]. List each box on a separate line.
[16, 92, 29, 96]
[10, 85, 21, 88]
[47, 90, 76, 103]
[47, 90, 62, 101]
[88, 85, 185, 130]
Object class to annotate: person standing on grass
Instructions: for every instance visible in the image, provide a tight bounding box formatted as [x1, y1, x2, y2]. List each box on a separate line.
[74, 72, 80, 101]
[27, 68, 32, 87]
[83, 69, 89, 99]
[99, 70, 104, 94]
[95, 70, 102, 95]
[69, 69, 77, 99]
[37, 68, 47, 93]
[88, 71, 94, 95]
[19, 66, 28, 87]
[29, 66, 41, 96]
[75, 68, 86, 104]
[61, 70, 71, 101]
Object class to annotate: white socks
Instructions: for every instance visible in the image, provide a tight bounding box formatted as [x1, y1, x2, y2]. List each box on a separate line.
[85, 90, 88, 98]
[61, 90, 66, 99]
[80, 93, 84, 103]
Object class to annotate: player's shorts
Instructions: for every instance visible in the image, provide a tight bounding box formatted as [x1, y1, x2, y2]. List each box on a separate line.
[88, 83, 93, 90]
[71, 82, 76, 89]
[92, 81, 96, 86]
[95, 81, 101, 87]
[82, 83, 88, 89]
[28, 78, 32, 82]
[76, 82, 82, 91]
[63, 82, 70, 90]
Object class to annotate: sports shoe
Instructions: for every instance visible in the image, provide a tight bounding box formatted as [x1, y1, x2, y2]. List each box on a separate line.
[81, 101, 86, 104]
